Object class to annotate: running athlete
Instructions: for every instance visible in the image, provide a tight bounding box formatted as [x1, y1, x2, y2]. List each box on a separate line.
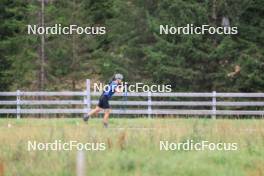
[83, 74, 123, 127]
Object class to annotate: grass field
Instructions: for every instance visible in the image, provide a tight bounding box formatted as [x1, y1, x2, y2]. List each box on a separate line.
[0, 118, 264, 176]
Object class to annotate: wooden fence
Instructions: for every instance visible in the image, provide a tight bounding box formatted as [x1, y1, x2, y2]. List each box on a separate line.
[0, 79, 264, 119]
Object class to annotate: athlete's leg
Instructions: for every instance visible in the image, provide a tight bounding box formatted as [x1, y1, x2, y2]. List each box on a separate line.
[83, 106, 102, 122]
[88, 106, 102, 116]
[103, 109, 111, 127]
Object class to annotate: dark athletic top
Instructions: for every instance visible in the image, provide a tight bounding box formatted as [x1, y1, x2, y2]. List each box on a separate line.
[102, 81, 118, 99]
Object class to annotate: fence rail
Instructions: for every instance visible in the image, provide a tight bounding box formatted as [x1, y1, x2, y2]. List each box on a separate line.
[0, 79, 264, 119]
[1, 92, 264, 97]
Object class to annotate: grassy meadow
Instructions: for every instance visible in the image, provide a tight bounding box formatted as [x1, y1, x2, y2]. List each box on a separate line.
[0, 118, 263, 176]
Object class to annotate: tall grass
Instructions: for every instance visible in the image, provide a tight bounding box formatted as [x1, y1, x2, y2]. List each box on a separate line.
[0, 118, 263, 176]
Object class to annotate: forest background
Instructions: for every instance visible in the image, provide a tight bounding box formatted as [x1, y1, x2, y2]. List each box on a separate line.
[0, 0, 263, 92]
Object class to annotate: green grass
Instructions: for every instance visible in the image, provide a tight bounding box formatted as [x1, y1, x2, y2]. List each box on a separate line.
[0, 118, 264, 176]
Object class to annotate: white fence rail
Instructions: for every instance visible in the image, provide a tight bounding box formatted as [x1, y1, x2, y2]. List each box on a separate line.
[0, 79, 264, 119]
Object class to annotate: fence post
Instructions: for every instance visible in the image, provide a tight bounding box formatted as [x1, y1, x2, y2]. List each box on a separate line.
[16, 90, 21, 119]
[76, 150, 86, 176]
[148, 91, 152, 118]
[212, 91, 216, 119]
[85, 79, 91, 114]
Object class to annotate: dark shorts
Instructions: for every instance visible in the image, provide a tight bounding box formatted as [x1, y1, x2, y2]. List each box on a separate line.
[98, 95, 110, 109]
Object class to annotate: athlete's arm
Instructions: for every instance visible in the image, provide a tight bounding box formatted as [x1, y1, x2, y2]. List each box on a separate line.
[115, 84, 123, 93]
[115, 87, 122, 93]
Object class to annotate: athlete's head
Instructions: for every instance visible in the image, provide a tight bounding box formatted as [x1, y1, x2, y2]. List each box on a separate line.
[114, 73, 123, 84]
